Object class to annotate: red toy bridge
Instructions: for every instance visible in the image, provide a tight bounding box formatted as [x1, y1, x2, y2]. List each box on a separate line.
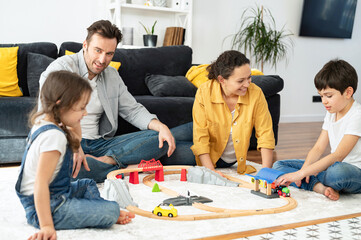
[129, 159, 165, 184]
[138, 159, 163, 171]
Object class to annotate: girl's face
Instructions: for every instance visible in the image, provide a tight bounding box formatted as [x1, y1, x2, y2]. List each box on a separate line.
[219, 64, 252, 97]
[60, 92, 90, 128]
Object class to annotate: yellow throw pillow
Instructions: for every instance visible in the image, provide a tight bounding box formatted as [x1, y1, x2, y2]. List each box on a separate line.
[0, 47, 23, 97]
[185, 64, 210, 88]
[251, 68, 264, 75]
[65, 50, 121, 70]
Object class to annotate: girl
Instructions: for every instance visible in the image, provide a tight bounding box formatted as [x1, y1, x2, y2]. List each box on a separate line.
[15, 70, 134, 240]
[191, 50, 275, 175]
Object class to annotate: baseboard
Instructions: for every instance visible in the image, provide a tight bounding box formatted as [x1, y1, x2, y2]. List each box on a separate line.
[280, 114, 325, 123]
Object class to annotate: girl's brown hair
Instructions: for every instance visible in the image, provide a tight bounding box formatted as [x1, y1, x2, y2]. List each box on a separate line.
[29, 71, 92, 151]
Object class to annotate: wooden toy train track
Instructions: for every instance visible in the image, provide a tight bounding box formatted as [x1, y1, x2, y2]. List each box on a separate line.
[107, 165, 298, 221]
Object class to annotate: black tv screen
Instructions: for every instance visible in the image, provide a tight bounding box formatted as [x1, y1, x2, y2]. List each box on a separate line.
[299, 0, 358, 39]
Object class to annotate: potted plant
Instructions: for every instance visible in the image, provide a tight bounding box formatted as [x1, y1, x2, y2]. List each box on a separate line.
[231, 5, 293, 72]
[140, 20, 158, 47]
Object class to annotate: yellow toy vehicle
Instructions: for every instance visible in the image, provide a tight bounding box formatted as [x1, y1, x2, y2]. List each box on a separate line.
[152, 204, 178, 217]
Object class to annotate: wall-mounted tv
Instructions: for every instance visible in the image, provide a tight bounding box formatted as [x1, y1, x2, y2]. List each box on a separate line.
[299, 0, 358, 39]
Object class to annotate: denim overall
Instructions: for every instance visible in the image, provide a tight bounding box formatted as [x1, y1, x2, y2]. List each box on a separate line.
[15, 125, 119, 230]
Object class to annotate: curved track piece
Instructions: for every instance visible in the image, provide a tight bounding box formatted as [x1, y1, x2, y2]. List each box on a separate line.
[107, 166, 298, 221]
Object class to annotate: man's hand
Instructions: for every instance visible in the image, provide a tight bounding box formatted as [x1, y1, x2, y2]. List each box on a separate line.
[72, 146, 90, 178]
[148, 119, 176, 157]
[158, 124, 175, 157]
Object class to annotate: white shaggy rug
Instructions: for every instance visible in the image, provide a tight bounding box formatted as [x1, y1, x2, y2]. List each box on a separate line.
[1, 162, 361, 240]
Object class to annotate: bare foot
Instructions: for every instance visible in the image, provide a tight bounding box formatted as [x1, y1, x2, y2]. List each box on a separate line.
[324, 187, 340, 201]
[85, 154, 117, 165]
[313, 182, 339, 201]
[116, 211, 135, 224]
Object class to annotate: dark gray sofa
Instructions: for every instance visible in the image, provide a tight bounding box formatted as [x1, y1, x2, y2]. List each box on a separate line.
[0, 42, 283, 164]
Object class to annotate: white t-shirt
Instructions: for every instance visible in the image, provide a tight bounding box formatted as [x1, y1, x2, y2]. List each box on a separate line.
[322, 100, 361, 169]
[81, 75, 103, 140]
[20, 120, 67, 195]
[221, 110, 237, 163]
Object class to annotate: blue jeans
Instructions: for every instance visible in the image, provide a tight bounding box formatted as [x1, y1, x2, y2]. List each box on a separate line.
[76, 122, 195, 182]
[273, 159, 361, 193]
[51, 179, 120, 229]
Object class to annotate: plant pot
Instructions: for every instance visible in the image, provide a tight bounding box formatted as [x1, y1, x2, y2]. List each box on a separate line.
[143, 35, 157, 47]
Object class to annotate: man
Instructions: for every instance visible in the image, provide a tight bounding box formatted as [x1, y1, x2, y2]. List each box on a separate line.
[39, 20, 194, 182]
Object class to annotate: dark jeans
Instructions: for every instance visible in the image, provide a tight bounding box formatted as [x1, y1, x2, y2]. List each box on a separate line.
[76, 122, 195, 182]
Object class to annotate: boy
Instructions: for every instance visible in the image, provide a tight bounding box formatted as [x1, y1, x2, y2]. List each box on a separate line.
[274, 59, 361, 201]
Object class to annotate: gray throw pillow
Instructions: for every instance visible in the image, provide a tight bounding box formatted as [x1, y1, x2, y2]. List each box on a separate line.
[145, 74, 197, 97]
[27, 52, 54, 97]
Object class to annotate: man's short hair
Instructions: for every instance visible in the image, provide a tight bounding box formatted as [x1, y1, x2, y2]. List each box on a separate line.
[314, 59, 358, 94]
[86, 20, 122, 45]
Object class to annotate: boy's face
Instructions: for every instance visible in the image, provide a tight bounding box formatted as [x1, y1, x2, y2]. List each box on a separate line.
[318, 87, 353, 114]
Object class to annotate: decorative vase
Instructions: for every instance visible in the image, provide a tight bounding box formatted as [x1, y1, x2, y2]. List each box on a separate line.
[143, 35, 157, 47]
[122, 27, 134, 45]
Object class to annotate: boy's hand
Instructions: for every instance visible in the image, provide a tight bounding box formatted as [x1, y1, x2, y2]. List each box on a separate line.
[28, 226, 56, 240]
[276, 171, 304, 186]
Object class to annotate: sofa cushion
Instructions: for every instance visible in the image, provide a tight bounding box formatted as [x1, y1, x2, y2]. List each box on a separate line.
[0, 46, 23, 97]
[27, 53, 55, 97]
[59, 42, 193, 96]
[145, 74, 197, 97]
[0, 42, 58, 96]
[251, 75, 284, 97]
[0, 96, 36, 137]
[116, 96, 194, 135]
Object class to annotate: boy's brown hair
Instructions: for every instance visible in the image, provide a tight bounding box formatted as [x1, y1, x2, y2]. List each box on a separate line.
[314, 59, 358, 95]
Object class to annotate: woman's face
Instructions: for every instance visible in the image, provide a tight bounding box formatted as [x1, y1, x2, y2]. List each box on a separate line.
[219, 64, 251, 97]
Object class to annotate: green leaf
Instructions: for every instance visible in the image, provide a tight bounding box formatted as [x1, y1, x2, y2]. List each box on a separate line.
[230, 5, 294, 71]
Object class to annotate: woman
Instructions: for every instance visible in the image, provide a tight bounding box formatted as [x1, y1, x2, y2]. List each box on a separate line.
[191, 50, 275, 175]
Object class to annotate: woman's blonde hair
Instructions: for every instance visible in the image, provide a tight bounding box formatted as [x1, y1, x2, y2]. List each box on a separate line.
[29, 70, 92, 151]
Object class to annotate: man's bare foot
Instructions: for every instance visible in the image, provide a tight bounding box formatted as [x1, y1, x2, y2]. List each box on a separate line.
[324, 187, 339, 201]
[313, 182, 339, 201]
[85, 154, 117, 165]
[116, 211, 135, 224]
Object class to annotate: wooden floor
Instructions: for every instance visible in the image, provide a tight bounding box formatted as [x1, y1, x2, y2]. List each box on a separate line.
[247, 122, 331, 164]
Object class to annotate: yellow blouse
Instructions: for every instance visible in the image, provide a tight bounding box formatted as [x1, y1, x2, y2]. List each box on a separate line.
[191, 80, 275, 174]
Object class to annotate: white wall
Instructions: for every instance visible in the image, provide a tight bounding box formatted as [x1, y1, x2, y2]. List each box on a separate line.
[0, 0, 106, 46]
[1, 0, 361, 123]
[192, 0, 361, 122]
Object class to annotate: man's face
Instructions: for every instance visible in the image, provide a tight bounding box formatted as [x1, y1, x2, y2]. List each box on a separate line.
[83, 33, 117, 79]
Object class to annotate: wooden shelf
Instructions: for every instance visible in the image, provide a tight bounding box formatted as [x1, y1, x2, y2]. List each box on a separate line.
[107, 0, 193, 47]
[114, 3, 190, 14]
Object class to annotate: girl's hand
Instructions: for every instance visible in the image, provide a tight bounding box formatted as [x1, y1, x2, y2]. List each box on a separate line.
[72, 146, 90, 178]
[28, 226, 56, 240]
